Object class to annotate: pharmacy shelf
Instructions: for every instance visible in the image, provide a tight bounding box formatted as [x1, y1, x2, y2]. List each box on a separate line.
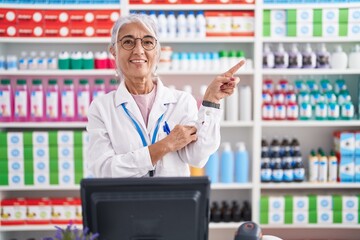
[262, 3, 360, 9]
[211, 183, 253, 190]
[158, 70, 254, 75]
[0, 224, 82, 232]
[0, 4, 120, 9]
[160, 37, 255, 43]
[261, 224, 360, 229]
[129, 4, 255, 10]
[0, 70, 115, 76]
[220, 121, 254, 127]
[0, 122, 87, 128]
[261, 120, 360, 127]
[262, 69, 360, 75]
[263, 37, 360, 43]
[0, 186, 79, 191]
[0, 37, 111, 43]
[261, 183, 360, 190]
[209, 222, 242, 229]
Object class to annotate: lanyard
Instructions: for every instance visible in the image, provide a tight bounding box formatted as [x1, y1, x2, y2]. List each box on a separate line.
[121, 103, 164, 147]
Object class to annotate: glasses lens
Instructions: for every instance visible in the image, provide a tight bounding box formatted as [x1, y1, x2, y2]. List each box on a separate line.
[141, 37, 157, 50]
[121, 37, 136, 50]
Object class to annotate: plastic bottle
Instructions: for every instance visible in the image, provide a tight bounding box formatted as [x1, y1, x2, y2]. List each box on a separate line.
[58, 51, 70, 70]
[158, 11, 168, 39]
[282, 152, 294, 182]
[309, 149, 319, 182]
[328, 150, 338, 182]
[263, 43, 275, 68]
[315, 101, 327, 120]
[234, 142, 249, 183]
[30, 79, 44, 121]
[211, 52, 220, 72]
[92, 79, 106, 101]
[179, 52, 189, 71]
[280, 138, 290, 156]
[196, 11, 206, 38]
[187, 11, 196, 38]
[274, 43, 289, 68]
[225, 85, 238, 121]
[205, 151, 219, 183]
[0, 79, 13, 121]
[18, 51, 28, 70]
[0, 55, 5, 70]
[107, 79, 118, 93]
[48, 51, 58, 70]
[77, 79, 90, 121]
[327, 102, 340, 120]
[270, 138, 280, 157]
[302, 43, 316, 68]
[316, 43, 330, 68]
[167, 11, 177, 39]
[317, 148, 328, 182]
[28, 51, 38, 70]
[271, 152, 283, 182]
[290, 138, 301, 154]
[45, 79, 59, 121]
[288, 43, 302, 68]
[38, 51, 48, 70]
[14, 79, 29, 121]
[261, 151, 272, 183]
[149, 11, 158, 28]
[82, 51, 94, 70]
[177, 11, 187, 38]
[341, 101, 354, 120]
[240, 201, 252, 221]
[220, 142, 234, 183]
[61, 79, 75, 121]
[239, 85, 251, 121]
[330, 45, 348, 69]
[219, 50, 229, 72]
[293, 151, 305, 182]
[348, 44, 360, 69]
[70, 51, 82, 70]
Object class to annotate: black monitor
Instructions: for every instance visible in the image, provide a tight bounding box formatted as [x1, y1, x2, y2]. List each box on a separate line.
[80, 176, 210, 240]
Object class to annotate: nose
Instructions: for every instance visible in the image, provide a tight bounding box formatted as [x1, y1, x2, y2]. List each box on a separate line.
[132, 39, 144, 54]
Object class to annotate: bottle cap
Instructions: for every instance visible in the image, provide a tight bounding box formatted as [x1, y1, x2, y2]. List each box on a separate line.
[222, 142, 232, 151]
[236, 142, 246, 151]
[1, 79, 10, 85]
[64, 79, 73, 85]
[219, 51, 228, 58]
[32, 79, 42, 85]
[48, 79, 57, 85]
[17, 79, 27, 85]
[95, 79, 104, 85]
[79, 79, 89, 85]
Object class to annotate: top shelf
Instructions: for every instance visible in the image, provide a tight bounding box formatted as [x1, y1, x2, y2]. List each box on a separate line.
[262, 3, 360, 9]
[0, 3, 120, 9]
[129, 4, 255, 10]
[263, 37, 360, 43]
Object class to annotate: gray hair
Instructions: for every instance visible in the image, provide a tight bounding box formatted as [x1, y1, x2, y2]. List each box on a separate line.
[109, 14, 161, 80]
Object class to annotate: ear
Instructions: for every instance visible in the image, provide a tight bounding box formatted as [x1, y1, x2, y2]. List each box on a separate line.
[109, 46, 116, 57]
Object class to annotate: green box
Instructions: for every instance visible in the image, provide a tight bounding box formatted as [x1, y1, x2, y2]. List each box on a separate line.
[309, 211, 317, 224]
[49, 131, 58, 146]
[333, 211, 342, 223]
[285, 211, 293, 224]
[0, 132, 7, 148]
[339, 23, 348, 37]
[261, 196, 269, 213]
[313, 9, 322, 23]
[23, 131, 33, 146]
[339, 8, 348, 24]
[263, 10, 271, 24]
[308, 195, 317, 211]
[50, 172, 59, 185]
[260, 211, 269, 224]
[0, 147, 7, 160]
[263, 23, 270, 37]
[74, 131, 83, 146]
[287, 9, 297, 24]
[333, 195, 342, 212]
[313, 23, 322, 37]
[0, 174, 8, 185]
[75, 172, 83, 185]
[287, 23, 297, 37]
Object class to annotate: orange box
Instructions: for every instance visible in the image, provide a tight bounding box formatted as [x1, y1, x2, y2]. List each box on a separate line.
[0, 9, 17, 24]
[17, 9, 44, 25]
[231, 11, 255, 36]
[0, 23, 17, 37]
[205, 11, 232, 37]
[43, 10, 70, 25]
[17, 23, 44, 37]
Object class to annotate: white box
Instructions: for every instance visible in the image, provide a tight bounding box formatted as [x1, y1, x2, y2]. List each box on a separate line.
[58, 146, 74, 159]
[271, 10, 286, 23]
[297, 23, 313, 37]
[348, 23, 360, 37]
[34, 172, 50, 186]
[322, 8, 339, 23]
[8, 159, 23, 173]
[269, 196, 285, 211]
[297, 9, 313, 23]
[322, 23, 339, 37]
[34, 159, 49, 173]
[33, 146, 49, 160]
[293, 211, 308, 224]
[317, 210, 333, 224]
[32, 132, 49, 146]
[82, 131, 89, 146]
[271, 23, 286, 37]
[27, 204, 51, 221]
[58, 159, 74, 172]
[59, 171, 74, 185]
[343, 196, 358, 211]
[1, 204, 27, 222]
[8, 146, 23, 160]
[269, 211, 284, 224]
[348, 8, 360, 23]
[343, 211, 358, 224]
[7, 132, 23, 146]
[317, 195, 333, 210]
[9, 172, 24, 186]
[293, 196, 309, 211]
[57, 131, 74, 146]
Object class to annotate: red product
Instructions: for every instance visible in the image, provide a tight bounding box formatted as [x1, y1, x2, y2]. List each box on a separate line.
[94, 23, 112, 37]
[262, 104, 274, 120]
[0, 24, 17, 37]
[286, 103, 298, 120]
[205, 11, 232, 37]
[0, 9, 17, 23]
[26, 198, 51, 225]
[1, 198, 27, 225]
[74, 198, 82, 224]
[231, 11, 254, 37]
[17, 24, 44, 37]
[274, 103, 286, 120]
[94, 10, 120, 24]
[17, 9, 43, 25]
[43, 10, 70, 25]
[51, 198, 77, 225]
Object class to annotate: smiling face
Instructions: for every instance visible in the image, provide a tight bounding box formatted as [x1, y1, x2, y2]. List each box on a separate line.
[115, 22, 158, 84]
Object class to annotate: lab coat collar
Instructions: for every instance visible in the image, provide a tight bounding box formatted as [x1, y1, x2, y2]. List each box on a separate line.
[114, 78, 177, 133]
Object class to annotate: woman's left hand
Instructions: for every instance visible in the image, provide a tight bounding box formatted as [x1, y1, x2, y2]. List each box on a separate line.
[203, 60, 246, 103]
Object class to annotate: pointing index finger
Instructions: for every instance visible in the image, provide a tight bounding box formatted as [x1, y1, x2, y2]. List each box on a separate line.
[223, 60, 246, 77]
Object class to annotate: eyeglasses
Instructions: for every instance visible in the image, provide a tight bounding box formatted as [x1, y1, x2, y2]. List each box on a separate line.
[117, 36, 157, 51]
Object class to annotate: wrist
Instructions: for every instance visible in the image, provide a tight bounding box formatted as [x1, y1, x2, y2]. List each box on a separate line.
[202, 100, 220, 109]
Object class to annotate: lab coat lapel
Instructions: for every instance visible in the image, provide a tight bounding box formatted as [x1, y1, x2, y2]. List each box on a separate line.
[147, 79, 177, 134]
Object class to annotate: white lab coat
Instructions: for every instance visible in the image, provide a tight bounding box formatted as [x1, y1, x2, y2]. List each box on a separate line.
[86, 78, 221, 178]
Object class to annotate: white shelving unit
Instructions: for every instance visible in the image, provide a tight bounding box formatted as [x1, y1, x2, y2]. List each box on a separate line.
[0, 1, 360, 240]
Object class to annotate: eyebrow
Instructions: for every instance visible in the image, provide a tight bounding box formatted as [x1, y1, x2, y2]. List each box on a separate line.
[120, 34, 155, 39]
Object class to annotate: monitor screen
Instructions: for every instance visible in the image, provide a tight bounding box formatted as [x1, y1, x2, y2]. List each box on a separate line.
[80, 176, 210, 240]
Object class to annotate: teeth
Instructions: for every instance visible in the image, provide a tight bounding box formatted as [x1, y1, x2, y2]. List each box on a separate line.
[130, 60, 146, 63]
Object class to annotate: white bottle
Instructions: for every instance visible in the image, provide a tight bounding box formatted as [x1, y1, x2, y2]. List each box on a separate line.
[187, 11, 196, 39]
[158, 11, 168, 39]
[149, 11, 158, 28]
[316, 43, 330, 68]
[330, 45, 348, 69]
[348, 44, 360, 69]
[48, 51, 58, 70]
[18, 51, 28, 70]
[239, 85, 252, 121]
[288, 43, 302, 69]
[302, 43, 316, 69]
[274, 43, 289, 68]
[167, 11, 177, 39]
[177, 11, 187, 38]
[38, 51, 48, 70]
[195, 11, 206, 38]
[28, 51, 38, 70]
[263, 43, 275, 68]
[225, 86, 239, 121]
[183, 85, 192, 95]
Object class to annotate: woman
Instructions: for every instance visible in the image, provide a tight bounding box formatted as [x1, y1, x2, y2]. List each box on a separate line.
[87, 14, 245, 178]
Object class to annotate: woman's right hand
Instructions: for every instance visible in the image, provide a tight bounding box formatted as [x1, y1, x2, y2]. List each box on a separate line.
[165, 125, 197, 152]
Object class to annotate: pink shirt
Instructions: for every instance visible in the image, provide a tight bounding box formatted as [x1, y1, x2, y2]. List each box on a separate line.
[131, 84, 157, 127]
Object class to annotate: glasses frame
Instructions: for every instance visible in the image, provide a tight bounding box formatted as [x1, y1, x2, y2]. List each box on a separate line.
[117, 36, 158, 51]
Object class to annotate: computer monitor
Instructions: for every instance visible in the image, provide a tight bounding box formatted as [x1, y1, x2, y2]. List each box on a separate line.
[80, 176, 210, 240]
